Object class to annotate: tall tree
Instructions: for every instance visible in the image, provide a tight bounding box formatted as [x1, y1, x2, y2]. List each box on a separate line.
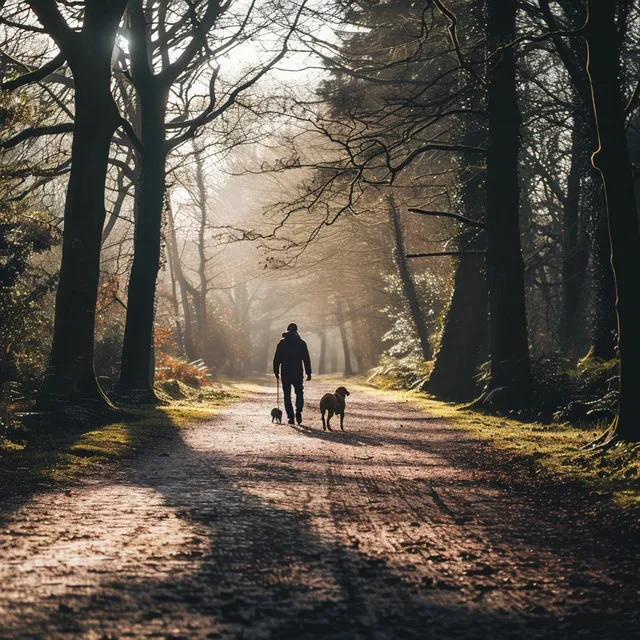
[23, 0, 130, 406]
[118, 0, 303, 399]
[534, 0, 616, 360]
[118, 0, 224, 398]
[556, 103, 590, 356]
[583, 0, 640, 443]
[481, 0, 532, 406]
[425, 1, 488, 400]
[387, 195, 432, 362]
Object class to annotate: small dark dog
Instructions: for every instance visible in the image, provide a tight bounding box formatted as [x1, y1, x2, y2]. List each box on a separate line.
[271, 407, 283, 423]
[320, 386, 350, 432]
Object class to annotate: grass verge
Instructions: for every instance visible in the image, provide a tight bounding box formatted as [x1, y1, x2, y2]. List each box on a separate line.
[0, 383, 243, 505]
[356, 379, 640, 512]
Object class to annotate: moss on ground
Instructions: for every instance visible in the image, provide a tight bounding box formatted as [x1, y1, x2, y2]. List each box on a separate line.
[0, 383, 243, 501]
[356, 379, 640, 512]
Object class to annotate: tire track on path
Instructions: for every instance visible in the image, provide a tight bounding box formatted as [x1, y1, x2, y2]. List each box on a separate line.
[0, 380, 637, 638]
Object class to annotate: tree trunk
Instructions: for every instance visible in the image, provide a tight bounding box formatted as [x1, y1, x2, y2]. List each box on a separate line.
[254, 317, 271, 374]
[482, 0, 532, 406]
[557, 106, 590, 356]
[194, 148, 210, 364]
[426, 0, 488, 400]
[38, 1, 128, 406]
[318, 297, 328, 374]
[119, 87, 168, 398]
[387, 195, 432, 361]
[336, 298, 353, 376]
[165, 199, 197, 362]
[591, 175, 617, 360]
[263, 323, 272, 374]
[166, 226, 185, 355]
[427, 229, 488, 400]
[329, 336, 338, 374]
[41, 98, 119, 405]
[585, 0, 640, 441]
[318, 330, 327, 375]
[353, 347, 365, 375]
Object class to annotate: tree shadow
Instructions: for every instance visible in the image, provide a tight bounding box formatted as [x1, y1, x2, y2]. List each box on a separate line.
[289, 422, 384, 447]
[0, 405, 137, 526]
[347, 411, 445, 423]
[16, 409, 638, 638]
[3, 400, 640, 638]
[20, 426, 578, 638]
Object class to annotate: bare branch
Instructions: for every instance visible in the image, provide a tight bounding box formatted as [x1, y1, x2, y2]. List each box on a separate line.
[408, 208, 486, 229]
[26, 0, 75, 53]
[159, 0, 231, 86]
[0, 122, 74, 151]
[433, 0, 487, 87]
[1, 52, 66, 91]
[406, 251, 486, 259]
[118, 117, 143, 153]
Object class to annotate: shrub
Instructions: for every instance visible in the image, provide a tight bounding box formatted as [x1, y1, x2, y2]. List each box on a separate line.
[153, 326, 210, 387]
[367, 354, 433, 390]
[475, 352, 619, 422]
[94, 323, 124, 389]
[381, 272, 448, 357]
[155, 354, 209, 387]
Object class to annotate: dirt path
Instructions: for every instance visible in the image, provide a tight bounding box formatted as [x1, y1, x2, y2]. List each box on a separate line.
[0, 382, 638, 639]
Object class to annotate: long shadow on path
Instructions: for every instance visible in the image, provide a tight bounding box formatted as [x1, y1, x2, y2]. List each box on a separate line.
[2, 388, 639, 639]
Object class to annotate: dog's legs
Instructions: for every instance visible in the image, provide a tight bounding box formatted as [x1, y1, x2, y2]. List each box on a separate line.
[340, 413, 344, 431]
[326, 413, 333, 431]
[322, 411, 326, 431]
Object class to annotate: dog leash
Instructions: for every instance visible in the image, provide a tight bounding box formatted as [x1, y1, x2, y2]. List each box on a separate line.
[276, 377, 280, 410]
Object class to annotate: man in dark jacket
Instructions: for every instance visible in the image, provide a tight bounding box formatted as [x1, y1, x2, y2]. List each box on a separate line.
[273, 323, 312, 424]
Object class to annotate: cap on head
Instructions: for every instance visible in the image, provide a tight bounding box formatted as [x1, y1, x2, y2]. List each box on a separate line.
[287, 322, 298, 332]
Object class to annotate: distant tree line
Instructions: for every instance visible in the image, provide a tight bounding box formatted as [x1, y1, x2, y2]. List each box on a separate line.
[265, 0, 639, 443]
[0, 0, 638, 447]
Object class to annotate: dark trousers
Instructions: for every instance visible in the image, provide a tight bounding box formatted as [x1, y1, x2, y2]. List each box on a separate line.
[282, 377, 304, 420]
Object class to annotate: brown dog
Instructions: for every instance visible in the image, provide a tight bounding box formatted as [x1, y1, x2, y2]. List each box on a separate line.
[319, 386, 350, 431]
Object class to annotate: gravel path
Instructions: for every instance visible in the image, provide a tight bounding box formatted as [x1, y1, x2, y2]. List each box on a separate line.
[0, 382, 638, 639]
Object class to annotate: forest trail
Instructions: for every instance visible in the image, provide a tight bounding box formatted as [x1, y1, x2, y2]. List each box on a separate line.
[0, 381, 638, 639]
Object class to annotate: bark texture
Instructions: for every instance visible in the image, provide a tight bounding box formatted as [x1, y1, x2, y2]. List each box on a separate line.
[336, 297, 353, 377]
[482, 0, 532, 406]
[557, 107, 590, 356]
[37, 0, 129, 406]
[119, 85, 168, 397]
[388, 196, 432, 362]
[585, 0, 640, 441]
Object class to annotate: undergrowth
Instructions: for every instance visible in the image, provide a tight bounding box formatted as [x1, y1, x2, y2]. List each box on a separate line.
[0, 380, 241, 504]
[367, 354, 433, 390]
[368, 352, 619, 423]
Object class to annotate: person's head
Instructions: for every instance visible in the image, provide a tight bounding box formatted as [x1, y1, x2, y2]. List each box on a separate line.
[287, 322, 298, 333]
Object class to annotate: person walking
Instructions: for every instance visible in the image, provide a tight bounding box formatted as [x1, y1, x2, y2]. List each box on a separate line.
[273, 323, 312, 424]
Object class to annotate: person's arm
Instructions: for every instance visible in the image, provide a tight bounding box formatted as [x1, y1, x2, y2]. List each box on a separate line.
[302, 341, 312, 379]
[273, 342, 282, 377]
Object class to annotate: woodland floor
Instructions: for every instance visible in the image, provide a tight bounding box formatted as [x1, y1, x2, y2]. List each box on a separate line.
[0, 380, 638, 639]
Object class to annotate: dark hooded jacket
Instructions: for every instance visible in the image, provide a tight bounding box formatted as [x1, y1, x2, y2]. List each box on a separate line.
[273, 330, 312, 380]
